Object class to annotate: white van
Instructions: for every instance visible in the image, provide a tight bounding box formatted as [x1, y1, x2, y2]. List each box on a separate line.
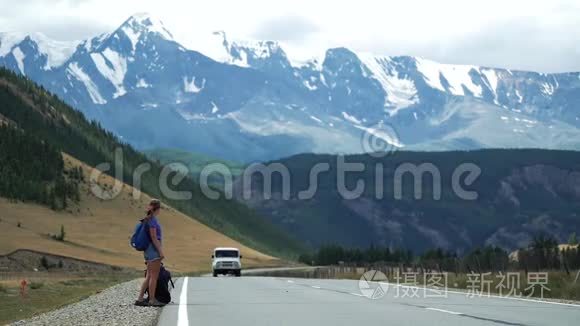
[212, 247, 242, 277]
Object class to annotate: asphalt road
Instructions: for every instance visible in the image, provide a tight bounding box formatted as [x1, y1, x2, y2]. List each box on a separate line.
[157, 276, 580, 326]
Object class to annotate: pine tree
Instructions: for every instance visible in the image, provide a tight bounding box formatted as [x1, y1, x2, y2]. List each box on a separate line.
[59, 225, 66, 241]
[569, 232, 578, 245]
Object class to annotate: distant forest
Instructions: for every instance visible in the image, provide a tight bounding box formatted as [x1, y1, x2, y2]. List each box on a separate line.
[0, 125, 81, 209]
[301, 234, 580, 273]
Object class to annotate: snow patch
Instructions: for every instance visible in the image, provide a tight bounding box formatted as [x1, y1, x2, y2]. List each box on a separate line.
[359, 53, 418, 113]
[121, 26, 140, 53]
[178, 109, 208, 121]
[211, 101, 219, 114]
[515, 89, 523, 103]
[303, 80, 317, 91]
[342, 112, 361, 125]
[0, 32, 24, 56]
[136, 78, 151, 88]
[415, 58, 445, 91]
[283, 42, 325, 70]
[0, 32, 78, 69]
[416, 58, 482, 97]
[481, 69, 498, 94]
[481, 68, 499, 103]
[90, 48, 128, 98]
[541, 82, 555, 96]
[310, 115, 322, 123]
[183, 76, 205, 93]
[11, 47, 25, 75]
[320, 74, 328, 87]
[233, 40, 280, 61]
[66, 62, 107, 104]
[188, 31, 249, 67]
[141, 103, 158, 109]
[127, 13, 173, 40]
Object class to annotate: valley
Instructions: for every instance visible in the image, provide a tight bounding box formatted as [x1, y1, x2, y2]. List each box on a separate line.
[236, 150, 580, 252]
[1, 9, 580, 326]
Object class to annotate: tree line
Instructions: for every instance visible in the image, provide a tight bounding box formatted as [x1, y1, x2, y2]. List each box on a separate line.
[0, 125, 81, 209]
[300, 234, 580, 273]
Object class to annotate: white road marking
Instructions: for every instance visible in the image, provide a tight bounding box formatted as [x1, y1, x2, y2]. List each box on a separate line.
[280, 278, 580, 308]
[312, 286, 321, 289]
[425, 307, 463, 315]
[177, 277, 189, 326]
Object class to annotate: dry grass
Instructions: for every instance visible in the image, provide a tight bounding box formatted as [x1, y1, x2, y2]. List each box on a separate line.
[0, 153, 280, 273]
[0, 275, 134, 325]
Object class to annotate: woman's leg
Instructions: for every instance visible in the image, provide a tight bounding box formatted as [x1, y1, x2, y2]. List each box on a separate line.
[138, 263, 151, 301]
[147, 259, 162, 303]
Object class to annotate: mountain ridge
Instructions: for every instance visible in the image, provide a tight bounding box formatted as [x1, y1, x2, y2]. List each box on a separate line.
[2, 14, 580, 162]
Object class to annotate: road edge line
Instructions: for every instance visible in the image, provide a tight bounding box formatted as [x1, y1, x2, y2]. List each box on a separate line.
[177, 277, 189, 326]
[425, 307, 463, 315]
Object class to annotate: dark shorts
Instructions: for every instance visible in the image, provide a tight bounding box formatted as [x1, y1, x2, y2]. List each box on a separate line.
[144, 243, 161, 262]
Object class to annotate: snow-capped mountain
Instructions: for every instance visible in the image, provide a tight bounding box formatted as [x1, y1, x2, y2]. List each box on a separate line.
[2, 13, 580, 162]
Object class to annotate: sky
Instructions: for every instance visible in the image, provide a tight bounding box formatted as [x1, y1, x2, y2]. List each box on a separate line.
[1, 0, 579, 72]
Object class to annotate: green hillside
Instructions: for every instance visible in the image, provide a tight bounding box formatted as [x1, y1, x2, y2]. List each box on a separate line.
[0, 126, 81, 209]
[0, 68, 303, 257]
[238, 150, 580, 252]
[144, 148, 244, 185]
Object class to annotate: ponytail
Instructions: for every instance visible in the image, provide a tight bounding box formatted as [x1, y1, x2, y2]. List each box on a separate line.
[145, 199, 161, 219]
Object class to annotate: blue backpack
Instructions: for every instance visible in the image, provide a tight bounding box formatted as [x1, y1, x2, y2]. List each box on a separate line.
[130, 219, 151, 251]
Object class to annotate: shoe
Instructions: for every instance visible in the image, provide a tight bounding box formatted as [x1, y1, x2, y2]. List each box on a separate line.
[134, 299, 148, 306]
[148, 299, 166, 307]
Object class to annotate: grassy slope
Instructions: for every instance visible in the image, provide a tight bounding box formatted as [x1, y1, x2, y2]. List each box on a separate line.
[0, 154, 279, 272]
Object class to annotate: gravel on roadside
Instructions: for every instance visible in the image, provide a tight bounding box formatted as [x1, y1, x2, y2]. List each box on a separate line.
[11, 279, 164, 326]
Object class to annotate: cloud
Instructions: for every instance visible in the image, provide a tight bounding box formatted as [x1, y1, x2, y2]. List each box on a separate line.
[34, 18, 110, 41]
[437, 16, 580, 72]
[0, 0, 110, 39]
[0, 0, 579, 72]
[325, 4, 580, 72]
[252, 15, 319, 42]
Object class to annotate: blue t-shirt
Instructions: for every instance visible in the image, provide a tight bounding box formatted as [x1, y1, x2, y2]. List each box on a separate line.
[148, 216, 162, 241]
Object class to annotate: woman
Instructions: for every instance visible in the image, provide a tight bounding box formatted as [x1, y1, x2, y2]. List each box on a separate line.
[135, 199, 166, 307]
